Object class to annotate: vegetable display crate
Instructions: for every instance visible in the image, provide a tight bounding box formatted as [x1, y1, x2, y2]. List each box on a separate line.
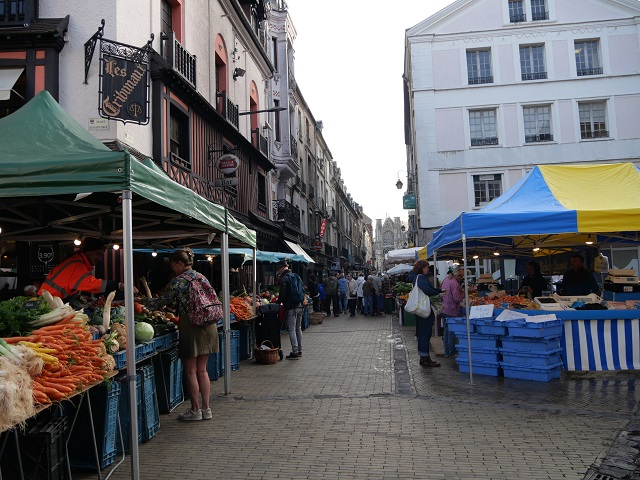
[153, 334, 171, 351]
[506, 318, 563, 338]
[135, 341, 156, 363]
[153, 347, 184, 414]
[499, 348, 563, 367]
[501, 362, 563, 382]
[456, 345, 500, 364]
[139, 364, 160, 442]
[500, 336, 561, 353]
[112, 350, 126, 370]
[473, 318, 507, 336]
[206, 351, 222, 381]
[232, 321, 253, 361]
[456, 359, 501, 377]
[446, 317, 475, 334]
[116, 373, 142, 454]
[1, 416, 68, 480]
[455, 333, 499, 350]
[68, 381, 120, 470]
[169, 330, 179, 345]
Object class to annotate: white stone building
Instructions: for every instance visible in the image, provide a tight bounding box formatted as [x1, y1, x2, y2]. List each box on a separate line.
[404, 0, 640, 241]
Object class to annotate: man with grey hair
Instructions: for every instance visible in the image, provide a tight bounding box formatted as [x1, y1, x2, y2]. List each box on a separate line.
[441, 267, 464, 357]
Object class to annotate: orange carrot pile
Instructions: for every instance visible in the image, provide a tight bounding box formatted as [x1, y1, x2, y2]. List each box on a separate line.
[230, 297, 254, 321]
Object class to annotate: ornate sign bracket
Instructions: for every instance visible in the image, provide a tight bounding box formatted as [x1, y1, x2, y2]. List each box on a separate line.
[84, 19, 105, 84]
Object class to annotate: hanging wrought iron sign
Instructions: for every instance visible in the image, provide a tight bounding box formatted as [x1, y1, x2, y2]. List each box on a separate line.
[85, 20, 153, 125]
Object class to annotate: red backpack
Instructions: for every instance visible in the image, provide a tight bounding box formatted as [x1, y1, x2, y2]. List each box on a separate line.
[179, 271, 223, 327]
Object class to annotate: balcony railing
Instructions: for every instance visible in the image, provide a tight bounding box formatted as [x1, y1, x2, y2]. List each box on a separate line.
[525, 133, 553, 143]
[0, 0, 35, 26]
[308, 185, 315, 200]
[226, 97, 239, 129]
[468, 76, 494, 85]
[290, 135, 298, 158]
[581, 129, 609, 140]
[301, 182, 306, 196]
[532, 10, 549, 21]
[522, 71, 547, 81]
[259, 134, 269, 156]
[471, 137, 499, 147]
[273, 199, 301, 229]
[577, 67, 603, 76]
[170, 33, 197, 88]
[509, 13, 526, 23]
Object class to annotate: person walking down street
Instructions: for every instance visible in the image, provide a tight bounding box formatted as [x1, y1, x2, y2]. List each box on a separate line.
[276, 260, 304, 360]
[362, 275, 376, 317]
[441, 267, 464, 358]
[144, 248, 218, 421]
[356, 273, 365, 314]
[372, 272, 384, 316]
[307, 274, 320, 312]
[323, 272, 340, 317]
[346, 274, 358, 317]
[407, 260, 444, 368]
[338, 273, 348, 314]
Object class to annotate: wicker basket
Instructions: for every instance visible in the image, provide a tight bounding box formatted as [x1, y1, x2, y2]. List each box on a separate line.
[254, 340, 279, 365]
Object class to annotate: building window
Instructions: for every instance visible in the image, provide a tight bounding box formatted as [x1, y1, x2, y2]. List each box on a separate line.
[273, 99, 281, 142]
[473, 174, 502, 207]
[467, 49, 493, 84]
[575, 40, 602, 76]
[469, 109, 498, 146]
[257, 172, 267, 209]
[508, 0, 526, 23]
[520, 45, 546, 80]
[271, 37, 278, 71]
[169, 105, 190, 166]
[531, 0, 549, 20]
[524, 105, 553, 143]
[579, 101, 608, 139]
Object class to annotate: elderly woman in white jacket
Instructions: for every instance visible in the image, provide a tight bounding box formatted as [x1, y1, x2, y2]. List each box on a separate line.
[356, 274, 365, 314]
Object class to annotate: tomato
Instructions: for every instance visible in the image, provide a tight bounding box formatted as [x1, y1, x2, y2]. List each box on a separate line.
[133, 302, 144, 314]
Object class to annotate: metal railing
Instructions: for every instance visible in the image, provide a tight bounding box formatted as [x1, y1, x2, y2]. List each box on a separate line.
[522, 71, 547, 81]
[532, 10, 549, 21]
[171, 33, 197, 88]
[470, 137, 499, 147]
[581, 129, 609, 140]
[272, 199, 301, 229]
[290, 135, 298, 158]
[468, 76, 494, 85]
[259, 134, 269, 156]
[525, 133, 553, 143]
[301, 182, 306, 196]
[308, 185, 315, 201]
[226, 98, 239, 129]
[509, 13, 526, 23]
[577, 67, 603, 76]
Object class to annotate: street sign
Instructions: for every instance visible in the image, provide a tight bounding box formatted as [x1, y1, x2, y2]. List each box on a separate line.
[214, 177, 239, 187]
[216, 154, 240, 175]
[403, 194, 417, 209]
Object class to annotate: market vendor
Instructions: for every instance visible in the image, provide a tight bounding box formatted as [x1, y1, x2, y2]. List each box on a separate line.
[559, 254, 600, 296]
[39, 237, 124, 300]
[518, 261, 548, 298]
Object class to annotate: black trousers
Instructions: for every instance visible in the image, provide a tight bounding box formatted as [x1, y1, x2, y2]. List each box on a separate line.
[324, 294, 340, 316]
[348, 297, 357, 316]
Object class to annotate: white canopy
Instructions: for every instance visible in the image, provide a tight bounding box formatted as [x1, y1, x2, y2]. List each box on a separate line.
[385, 247, 420, 263]
[386, 264, 413, 275]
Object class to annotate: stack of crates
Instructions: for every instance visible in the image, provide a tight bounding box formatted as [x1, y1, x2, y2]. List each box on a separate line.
[153, 347, 184, 414]
[232, 321, 253, 361]
[116, 374, 142, 454]
[499, 318, 563, 382]
[139, 365, 160, 441]
[448, 317, 502, 376]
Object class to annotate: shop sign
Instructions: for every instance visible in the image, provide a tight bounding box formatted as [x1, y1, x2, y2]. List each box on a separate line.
[30, 243, 60, 278]
[313, 240, 323, 251]
[216, 154, 240, 175]
[319, 218, 327, 239]
[403, 194, 417, 209]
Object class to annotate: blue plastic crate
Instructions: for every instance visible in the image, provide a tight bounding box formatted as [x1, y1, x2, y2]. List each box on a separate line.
[500, 336, 561, 352]
[501, 362, 563, 382]
[455, 333, 499, 349]
[169, 330, 179, 345]
[112, 350, 126, 370]
[135, 341, 155, 362]
[230, 330, 240, 371]
[170, 358, 184, 411]
[456, 359, 501, 377]
[139, 365, 160, 442]
[456, 345, 500, 363]
[154, 348, 184, 414]
[474, 318, 508, 336]
[500, 348, 563, 367]
[506, 318, 563, 338]
[206, 351, 222, 381]
[116, 374, 142, 454]
[219, 331, 225, 376]
[153, 334, 169, 351]
[233, 322, 253, 361]
[446, 317, 475, 334]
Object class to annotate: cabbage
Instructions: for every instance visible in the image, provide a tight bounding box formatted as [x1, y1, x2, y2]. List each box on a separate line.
[134, 322, 155, 343]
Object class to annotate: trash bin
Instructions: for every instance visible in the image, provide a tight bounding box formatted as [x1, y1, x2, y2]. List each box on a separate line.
[256, 304, 284, 361]
[384, 297, 395, 314]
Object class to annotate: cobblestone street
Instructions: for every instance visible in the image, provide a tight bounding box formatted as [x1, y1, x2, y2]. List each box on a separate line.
[86, 313, 639, 480]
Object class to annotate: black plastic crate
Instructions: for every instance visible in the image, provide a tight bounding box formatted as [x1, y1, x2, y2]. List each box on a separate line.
[67, 380, 120, 471]
[232, 321, 253, 361]
[1, 416, 69, 480]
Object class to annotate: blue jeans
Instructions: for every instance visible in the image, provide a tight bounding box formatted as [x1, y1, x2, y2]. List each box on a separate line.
[363, 296, 374, 315]
[441, 314, 457, 357]
[339, 292, 348, 312]
[286, 307, 303, 354]
[417, 310, 435, 357]
[377, 294, 385, 312]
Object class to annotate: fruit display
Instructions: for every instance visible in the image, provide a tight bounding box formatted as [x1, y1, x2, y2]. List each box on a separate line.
[469, 294, 539, 310]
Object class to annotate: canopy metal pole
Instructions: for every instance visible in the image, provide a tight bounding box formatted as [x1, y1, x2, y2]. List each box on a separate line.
[433, 252, 438, 287]
[122, 190, 140, 480]
[222, 230, 232, 395]
[462, 234, 473, 385]
[252, 247, 257, 318]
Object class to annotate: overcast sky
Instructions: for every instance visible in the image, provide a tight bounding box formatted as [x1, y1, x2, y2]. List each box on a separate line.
[287, 0, 453, 225]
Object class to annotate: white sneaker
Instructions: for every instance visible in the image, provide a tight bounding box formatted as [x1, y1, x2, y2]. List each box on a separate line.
[178, 408, 202, 421]
[202, 408, 212, 420]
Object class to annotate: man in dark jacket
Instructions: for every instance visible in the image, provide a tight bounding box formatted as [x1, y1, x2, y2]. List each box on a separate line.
[277, 260, 303, 360]
[322, 271, 340, 317]
[560, 254, 600, 296]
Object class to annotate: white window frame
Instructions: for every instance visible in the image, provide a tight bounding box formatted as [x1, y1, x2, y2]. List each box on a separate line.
[577, 100, 609, 140]
[469, 108, 499, 147]
[469, 172, 505, 209]
[519, 44, 547, 80]
[574, 39, 603, 76]
[523, 104, 553, 143]
[530, 0, 549, 21]
[466, 48, 493, 85]
[502, 0, 554, 25]
[508, 0, 526, 23]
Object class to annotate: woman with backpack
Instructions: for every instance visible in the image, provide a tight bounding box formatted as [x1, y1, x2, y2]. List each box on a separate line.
[144, 248, 220, 421]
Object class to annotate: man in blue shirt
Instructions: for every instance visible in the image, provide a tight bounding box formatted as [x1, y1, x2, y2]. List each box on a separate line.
[337, 273, 348, 314]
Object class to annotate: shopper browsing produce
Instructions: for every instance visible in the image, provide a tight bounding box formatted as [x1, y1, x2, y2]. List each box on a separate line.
[441, 267, 463, 358]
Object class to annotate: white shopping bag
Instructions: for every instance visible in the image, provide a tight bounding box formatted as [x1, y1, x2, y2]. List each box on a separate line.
[405, 275, 431, 317]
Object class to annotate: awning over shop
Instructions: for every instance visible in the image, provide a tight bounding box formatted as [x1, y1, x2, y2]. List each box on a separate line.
[0, 67, 23, 100]
[0, 90, 256, 247]
[284, 240, 316, 264]
[427, 163, 640, 256]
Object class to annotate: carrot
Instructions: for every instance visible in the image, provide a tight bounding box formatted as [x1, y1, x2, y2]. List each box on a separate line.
[3, 336, 37, 344]
[38, 386, 68, 401]
[37, 382, 73, 394]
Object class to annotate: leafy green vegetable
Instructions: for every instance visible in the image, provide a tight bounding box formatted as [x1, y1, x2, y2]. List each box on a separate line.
[0, 296, 51, 337]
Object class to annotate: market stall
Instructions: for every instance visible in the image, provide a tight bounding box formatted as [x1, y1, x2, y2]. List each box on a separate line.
[426, 163, 640, 381]
[0, 91, 257, 479]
